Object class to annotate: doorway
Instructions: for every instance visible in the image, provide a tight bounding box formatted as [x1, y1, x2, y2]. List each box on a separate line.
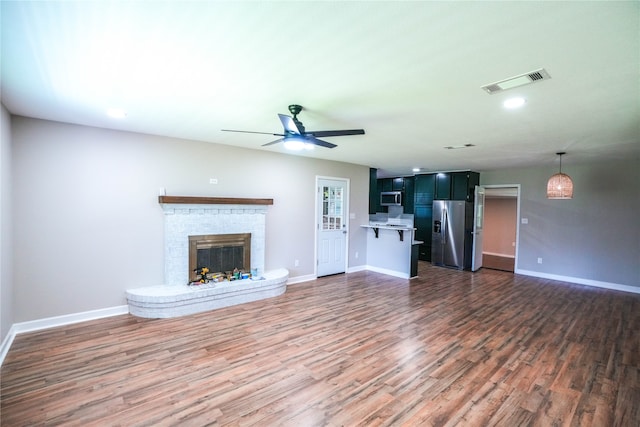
[316, 177, 349, 277]
[481, 185, 520, 272]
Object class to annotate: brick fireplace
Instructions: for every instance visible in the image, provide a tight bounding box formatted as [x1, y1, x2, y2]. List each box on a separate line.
[161, 197, 267, 285]
[125, 196, 289, 318]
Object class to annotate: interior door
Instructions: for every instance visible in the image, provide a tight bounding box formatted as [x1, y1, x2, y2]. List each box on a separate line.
[471, 185, 485, 271]
[317, 178, 348, 277]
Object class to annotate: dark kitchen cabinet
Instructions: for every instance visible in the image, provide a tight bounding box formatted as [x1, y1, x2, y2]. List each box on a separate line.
[369, 168, 379, 214]
[414, 174, 435, 261]
[392, 177, 405, 191]
[415, 205, 433, 261]
[369, 177, 391, 214]
[451, 171, 480, 202]
[415, 174, 435, 204]
[434, 173, 452, 200]
[374, 176, 413, 214]
[380, 178, 393, 192]
[375, 178, 393, 213]
[403, 176, 414, 214]
[434, 171, 480, 202]
[411, 243, 419, 278]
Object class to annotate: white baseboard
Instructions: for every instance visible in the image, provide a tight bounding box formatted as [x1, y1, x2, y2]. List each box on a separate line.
[288, 265, 369, 284]
[364, 265, 410, 279]
[0, 325, 17, 368]
[347, 265, 367, 274]
[515, 269, 640, 295]
[1, 305, 129, 367]
[483, 251, 515, 258]
[287, 274, 317, 285]
[11, 305, 130, 334]
[288, 264, 398, 284]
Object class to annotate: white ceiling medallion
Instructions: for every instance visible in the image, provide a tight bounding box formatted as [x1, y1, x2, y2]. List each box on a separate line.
[482, 68, 551, 94]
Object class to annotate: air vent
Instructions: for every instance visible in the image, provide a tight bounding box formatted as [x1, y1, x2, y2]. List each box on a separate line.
[444, 144, 476, 150]
[481, 68, 551, 94]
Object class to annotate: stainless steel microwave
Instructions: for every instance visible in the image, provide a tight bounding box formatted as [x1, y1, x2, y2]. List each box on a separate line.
[380, 191, 402, 206]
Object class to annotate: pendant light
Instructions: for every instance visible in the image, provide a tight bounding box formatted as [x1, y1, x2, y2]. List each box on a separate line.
[547, 152, 573, 199]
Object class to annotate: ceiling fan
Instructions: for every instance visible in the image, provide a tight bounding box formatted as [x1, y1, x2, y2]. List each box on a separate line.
[221, 104, 365, 149]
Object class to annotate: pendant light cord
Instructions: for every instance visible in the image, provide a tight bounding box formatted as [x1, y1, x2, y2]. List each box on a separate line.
[556, 151, 566, 174]
[559, 154, 562, 173]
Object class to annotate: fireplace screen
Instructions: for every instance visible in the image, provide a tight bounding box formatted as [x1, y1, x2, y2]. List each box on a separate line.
[188, 233, 251, 281]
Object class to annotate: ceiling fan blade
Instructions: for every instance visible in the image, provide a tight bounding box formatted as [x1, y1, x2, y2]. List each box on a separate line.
[221, 129, 284, 136]
[308, 129, 366, 138]
[305, 137, 337, 149]
[262, 138, 285, 147]
[278, 114, 303, 135]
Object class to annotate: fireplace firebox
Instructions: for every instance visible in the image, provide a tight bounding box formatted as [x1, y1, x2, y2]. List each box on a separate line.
[188, 233, 251, 281]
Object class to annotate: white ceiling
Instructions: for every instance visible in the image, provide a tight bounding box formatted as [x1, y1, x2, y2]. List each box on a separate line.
[2, 1, 638, 177]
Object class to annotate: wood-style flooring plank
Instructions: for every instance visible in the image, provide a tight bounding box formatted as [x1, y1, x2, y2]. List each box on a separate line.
[2, 263, 639, 426]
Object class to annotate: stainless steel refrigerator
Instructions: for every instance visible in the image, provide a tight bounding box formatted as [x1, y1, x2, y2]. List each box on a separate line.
[432, 200, 474, 270]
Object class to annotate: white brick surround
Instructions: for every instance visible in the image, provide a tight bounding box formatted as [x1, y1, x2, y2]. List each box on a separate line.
[162, 204, 266, 285]
[125, 200, 288, 318]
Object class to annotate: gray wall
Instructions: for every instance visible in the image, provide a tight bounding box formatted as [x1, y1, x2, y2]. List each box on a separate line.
[10, 116, 370, 323]
[481, 159, 640, 288]
[1, 104, 13, 341]
[3, 113, 639, 344]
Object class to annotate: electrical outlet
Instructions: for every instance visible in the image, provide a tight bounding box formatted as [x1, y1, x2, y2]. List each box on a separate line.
[209, 178, 218, 184]
[355, 251, 359, 259]
[521, 218, 529, 224]
[537, 257, 543, 264]
[294, 259, 299, 267]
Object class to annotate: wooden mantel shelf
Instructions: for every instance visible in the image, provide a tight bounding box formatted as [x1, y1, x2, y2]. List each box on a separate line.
[159, 196, 273, 205]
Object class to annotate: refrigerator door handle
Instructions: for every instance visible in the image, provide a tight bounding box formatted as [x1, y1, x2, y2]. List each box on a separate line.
[442, 209, 447, 245]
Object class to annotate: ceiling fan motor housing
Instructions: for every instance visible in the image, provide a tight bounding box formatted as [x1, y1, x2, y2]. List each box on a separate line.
[288, 105, 305, 131]
[288, 104, 303, 116]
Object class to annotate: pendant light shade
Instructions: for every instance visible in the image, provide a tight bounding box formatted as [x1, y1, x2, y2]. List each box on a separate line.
[547, 152, 573, 199]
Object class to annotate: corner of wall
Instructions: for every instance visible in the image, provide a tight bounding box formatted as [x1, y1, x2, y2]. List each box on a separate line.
[0, 103, 14, 347]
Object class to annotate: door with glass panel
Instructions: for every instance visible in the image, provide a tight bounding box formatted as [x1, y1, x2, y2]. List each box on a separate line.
[317, 178, 348, 277]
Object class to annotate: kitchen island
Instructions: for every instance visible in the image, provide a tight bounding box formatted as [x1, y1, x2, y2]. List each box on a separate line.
[362, 220, 421, 279]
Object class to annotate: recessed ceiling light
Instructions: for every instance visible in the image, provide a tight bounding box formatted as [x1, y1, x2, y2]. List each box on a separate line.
[504, 97, 526, 109]
[107, 108, 127, 119]
[412, 168, 421, 172]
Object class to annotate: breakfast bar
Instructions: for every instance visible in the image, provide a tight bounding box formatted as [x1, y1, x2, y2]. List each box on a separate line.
[362, 215, 421, 279]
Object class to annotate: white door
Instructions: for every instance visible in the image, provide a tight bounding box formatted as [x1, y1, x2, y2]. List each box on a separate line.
[317, 178, 348, 277]
[471, 185, 485, 272]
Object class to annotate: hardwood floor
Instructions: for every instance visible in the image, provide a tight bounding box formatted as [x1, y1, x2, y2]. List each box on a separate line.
[2, 263, 639, 426]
